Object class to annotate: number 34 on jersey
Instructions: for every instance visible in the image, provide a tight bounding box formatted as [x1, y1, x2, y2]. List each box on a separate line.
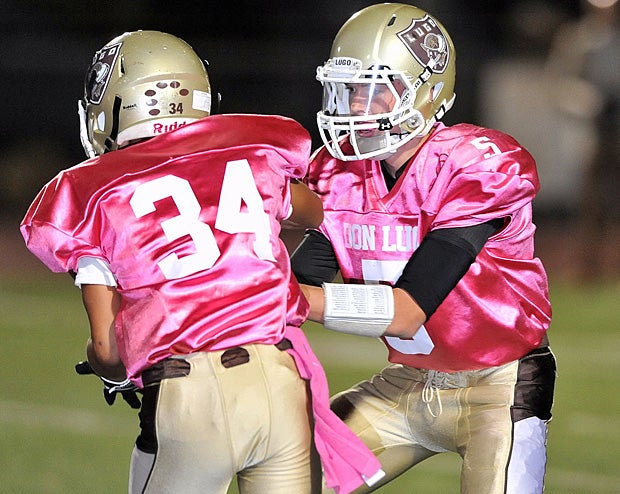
[129, 159, 275, 280]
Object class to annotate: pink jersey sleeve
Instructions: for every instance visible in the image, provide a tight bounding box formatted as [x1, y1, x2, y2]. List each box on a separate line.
[21, 169, 105, 273]
[416, 124, 540, 231]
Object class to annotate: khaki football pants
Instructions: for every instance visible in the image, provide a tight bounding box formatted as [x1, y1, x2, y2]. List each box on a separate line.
[323, 348, 556, 494]
[130, 343, 321, 494]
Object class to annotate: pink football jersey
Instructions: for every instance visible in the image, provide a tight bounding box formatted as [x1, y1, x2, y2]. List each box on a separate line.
[21, 114, 312, 384]
[307, 122, 552, 372]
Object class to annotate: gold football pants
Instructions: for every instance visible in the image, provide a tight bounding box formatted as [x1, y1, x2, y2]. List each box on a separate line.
[323, 348, 556, 494]
[130, 343, 321, 494]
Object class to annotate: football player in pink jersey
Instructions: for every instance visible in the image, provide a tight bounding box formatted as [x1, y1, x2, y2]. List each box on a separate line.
[20, 31, 385, 494]
[293, 4, 556, 493]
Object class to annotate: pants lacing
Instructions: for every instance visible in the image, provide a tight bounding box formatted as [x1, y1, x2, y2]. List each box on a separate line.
[421, 369, 448, 417]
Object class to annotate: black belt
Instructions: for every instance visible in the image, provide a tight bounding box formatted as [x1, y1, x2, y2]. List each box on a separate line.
[141, 338, 292, 387]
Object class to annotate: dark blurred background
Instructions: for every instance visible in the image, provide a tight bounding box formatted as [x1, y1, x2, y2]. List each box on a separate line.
[3, 0, 619, 281]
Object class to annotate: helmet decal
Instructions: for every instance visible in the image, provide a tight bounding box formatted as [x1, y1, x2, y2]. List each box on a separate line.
[397, 15, 450, 73]
[143, 81, 190, 116]
[85, 42, 122, 104]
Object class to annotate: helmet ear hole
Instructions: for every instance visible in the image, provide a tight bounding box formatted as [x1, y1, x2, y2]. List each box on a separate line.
[96, 112, 105, 132]
[429, 81, 445, 103]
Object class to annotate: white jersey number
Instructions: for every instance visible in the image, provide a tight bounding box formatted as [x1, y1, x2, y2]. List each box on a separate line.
[129, 160, 274, 279]
[470, 136, 501, 159]
[215, 159, 275, 262]
[361, 259, 435, 355]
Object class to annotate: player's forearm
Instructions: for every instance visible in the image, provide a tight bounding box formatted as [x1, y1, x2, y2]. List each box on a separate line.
[81, 284, 125, 379]
[300, 283, 325, 322]
[86, 338, 127, 381]
[390, 288, 427, 338]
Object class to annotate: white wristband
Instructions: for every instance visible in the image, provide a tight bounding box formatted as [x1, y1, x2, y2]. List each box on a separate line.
[322, 283, 394, 338]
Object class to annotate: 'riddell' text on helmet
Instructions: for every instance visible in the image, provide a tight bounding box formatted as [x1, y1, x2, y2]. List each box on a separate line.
[78, 30, 212, 158]
[316, 3, 456, 161]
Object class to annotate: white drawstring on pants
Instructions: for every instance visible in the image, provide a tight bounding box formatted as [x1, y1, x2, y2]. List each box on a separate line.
[422, 369, 446, 417]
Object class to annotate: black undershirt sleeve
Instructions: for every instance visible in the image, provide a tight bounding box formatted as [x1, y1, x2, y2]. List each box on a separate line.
[394, 218, 504, 319]
[291, 219, 503, 318]
[290, 229, 340, 286]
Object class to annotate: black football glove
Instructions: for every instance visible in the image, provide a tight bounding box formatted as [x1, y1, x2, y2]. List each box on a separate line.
[75, 360, 141, 409]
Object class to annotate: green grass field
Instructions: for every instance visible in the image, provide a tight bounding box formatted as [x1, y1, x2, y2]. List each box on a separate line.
[1, 268, 619, 493]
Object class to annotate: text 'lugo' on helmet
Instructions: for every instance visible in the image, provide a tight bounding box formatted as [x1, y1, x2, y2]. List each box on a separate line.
[316, 3, 457, 161]
[78, 30, 213, 158]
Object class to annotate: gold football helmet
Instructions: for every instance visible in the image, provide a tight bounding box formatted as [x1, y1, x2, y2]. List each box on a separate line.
[316, 3, 457, 160]
[78, 30, 213, 157]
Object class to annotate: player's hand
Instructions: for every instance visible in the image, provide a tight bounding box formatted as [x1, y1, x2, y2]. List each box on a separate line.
[75, 360, 141, 409]
[99, 376, 142, 409]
